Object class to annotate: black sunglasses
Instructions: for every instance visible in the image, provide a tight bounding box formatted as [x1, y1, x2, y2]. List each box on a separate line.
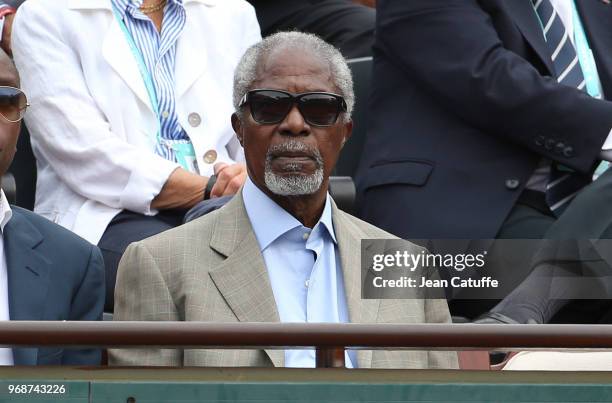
[239, 89, 348, 127]
[0, 86, 29, 123]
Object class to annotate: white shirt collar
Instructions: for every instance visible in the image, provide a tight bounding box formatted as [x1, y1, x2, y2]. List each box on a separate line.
[242, 177, 336, 252]
[0, 190, 12, 233]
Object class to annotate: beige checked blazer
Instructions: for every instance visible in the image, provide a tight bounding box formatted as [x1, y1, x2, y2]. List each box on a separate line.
[109, 191, 458, 369]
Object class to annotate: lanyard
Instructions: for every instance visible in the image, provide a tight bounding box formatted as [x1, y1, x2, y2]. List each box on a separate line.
[111, 5, 199, 172]
[571, 0, 603, 99]
[533, 2, 608, 176]
[569, 1, 608, 176]
[111, 5, 161, 139]
[532, 1, 603, 99]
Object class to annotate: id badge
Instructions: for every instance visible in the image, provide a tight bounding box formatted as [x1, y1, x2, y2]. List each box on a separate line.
[172, 141, 199, 173]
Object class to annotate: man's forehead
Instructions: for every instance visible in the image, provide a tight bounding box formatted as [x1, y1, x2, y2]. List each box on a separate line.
[0, 73, 18, 87]
[259, 46, 331, 77]
[0, 57, 18, 87]
[254, 47, 333, 90]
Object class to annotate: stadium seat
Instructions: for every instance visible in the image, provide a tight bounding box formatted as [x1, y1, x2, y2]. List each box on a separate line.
[7, 125, 37, 210]
[328, 176, 356, 214]
[1, 173, 15, 204]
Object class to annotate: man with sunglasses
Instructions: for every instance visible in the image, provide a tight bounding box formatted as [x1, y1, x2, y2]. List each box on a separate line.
[110, 32, 457, 369]
[0, 49, 104, 366]
[12, 0, 260, 312]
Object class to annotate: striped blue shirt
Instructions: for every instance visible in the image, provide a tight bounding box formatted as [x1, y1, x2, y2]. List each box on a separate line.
[111, 0, 190, 164]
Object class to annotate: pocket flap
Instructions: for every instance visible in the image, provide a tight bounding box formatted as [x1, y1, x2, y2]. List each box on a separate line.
[365, 160, 434, 188]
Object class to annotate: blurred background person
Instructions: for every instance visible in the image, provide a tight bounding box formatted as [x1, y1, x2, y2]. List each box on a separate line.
[12, 0, 260, 312]
[247, 0, 375, 58]
[356, 0, 612, 321]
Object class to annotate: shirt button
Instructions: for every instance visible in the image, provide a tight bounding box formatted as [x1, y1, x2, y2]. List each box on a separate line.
[188, 112, 201, 127]
[305, 280, 310, 288]
[303, 232, 310, 240]
[203, 150, 217, 164]
[161, 111, 170, 119]
[505, 178, 520, 190]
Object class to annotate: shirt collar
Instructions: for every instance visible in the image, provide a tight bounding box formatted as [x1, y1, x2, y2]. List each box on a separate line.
[70, 0, 216, 10]
[112, 0, 184, 18]
[242, 177, 337, 252]
[0, 190, 12, 233]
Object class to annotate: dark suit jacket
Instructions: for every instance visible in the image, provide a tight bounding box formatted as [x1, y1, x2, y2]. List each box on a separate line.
[246, 0, 375, 58]
[3, 0, 24, 7]
[356, 0, 612, 239]
[5, 207, 104, 365]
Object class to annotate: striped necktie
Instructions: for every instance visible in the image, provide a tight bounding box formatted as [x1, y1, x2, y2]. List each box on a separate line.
[532, 0, 591, 215]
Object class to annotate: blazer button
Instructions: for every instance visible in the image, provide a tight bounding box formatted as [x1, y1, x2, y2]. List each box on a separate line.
[203, 150, 217, 164]
[505, 179, 520, 190]
[563, 146, 574, 158]
[545, 138, 556, 150]
[188, 112, 202, 127]
[535, 136, 545, 146]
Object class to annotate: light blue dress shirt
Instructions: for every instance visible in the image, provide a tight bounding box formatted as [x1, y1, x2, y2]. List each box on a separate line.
[242, 177, 356, 368]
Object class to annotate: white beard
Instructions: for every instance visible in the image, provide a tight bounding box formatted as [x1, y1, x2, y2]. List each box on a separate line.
[264, 140, 324, 196]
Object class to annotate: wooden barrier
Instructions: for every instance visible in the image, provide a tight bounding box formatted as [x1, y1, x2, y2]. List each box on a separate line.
[1, 322, 612, 368]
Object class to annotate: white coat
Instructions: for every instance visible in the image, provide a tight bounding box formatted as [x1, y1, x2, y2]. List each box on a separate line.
[12, 0, 261, 244]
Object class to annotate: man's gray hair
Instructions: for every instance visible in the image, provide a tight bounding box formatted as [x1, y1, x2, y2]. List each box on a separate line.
[233, 31, 354, 122]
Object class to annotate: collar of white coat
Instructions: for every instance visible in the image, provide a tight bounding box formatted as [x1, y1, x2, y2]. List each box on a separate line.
[68, 0, 217, 10]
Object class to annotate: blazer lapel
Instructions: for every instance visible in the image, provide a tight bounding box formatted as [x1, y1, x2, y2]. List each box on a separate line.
[174, 5, 209, 100]
[574, 0, 612, 93]
[208, 193, 284, 367]
[505, 0, 556, 75]
[332, 203, 380, 369]
[4, 210, 51, 366]
[101, 9, 155, 114]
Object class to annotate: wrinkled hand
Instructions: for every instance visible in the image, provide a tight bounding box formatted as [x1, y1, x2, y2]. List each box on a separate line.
[0, 13, 14, 57]
[210, 162, 247, 198]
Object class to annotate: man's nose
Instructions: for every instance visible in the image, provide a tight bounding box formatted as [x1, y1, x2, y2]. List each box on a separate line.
[279, 104, 310, 136]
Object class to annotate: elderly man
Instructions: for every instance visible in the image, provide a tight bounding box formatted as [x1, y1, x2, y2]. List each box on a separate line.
[110, 32, 457, 369]
[0, 49, 104, 366]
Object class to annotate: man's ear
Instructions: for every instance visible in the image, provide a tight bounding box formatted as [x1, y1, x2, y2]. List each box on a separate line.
[341, 119, 353, 147]
[231, 113, 244, 147]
